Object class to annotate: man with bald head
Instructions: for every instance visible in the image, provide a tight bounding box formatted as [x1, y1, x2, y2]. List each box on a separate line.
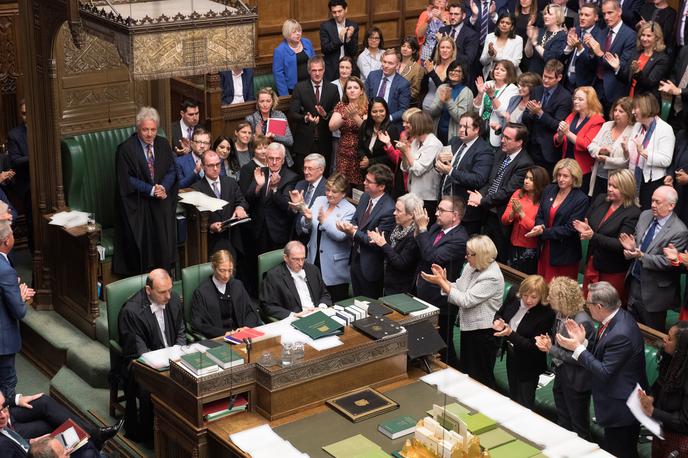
[118, 268, 186, 441]
[620, 186, 688, 332]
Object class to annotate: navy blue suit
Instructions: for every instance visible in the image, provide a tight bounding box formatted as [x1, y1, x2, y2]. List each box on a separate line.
[621, 0, 644, 27]
[349, 192, 395, 298]
[364, 71, 410, 126]
[175, 153, 202, 189]
[0, 254, 26, 401]
[565, 26, 606, 90]
[220, 68, 255, 105]
[320, 18, 359, 82]
[535, 185, 589, 267]
[293, 178, 327, 242]
[527, 30, 567, 75]
[415, 223, 468, 366]
[577, 308, 647, 457]
[521, 84, 571, 170]
[594, 23, 636, 109]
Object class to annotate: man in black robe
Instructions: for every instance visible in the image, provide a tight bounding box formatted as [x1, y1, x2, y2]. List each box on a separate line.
[113, 107, 177, 276]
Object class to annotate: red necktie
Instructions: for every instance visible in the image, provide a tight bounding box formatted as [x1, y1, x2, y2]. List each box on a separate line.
[433, 231, 445, 246]
[596, 322, 608, 339]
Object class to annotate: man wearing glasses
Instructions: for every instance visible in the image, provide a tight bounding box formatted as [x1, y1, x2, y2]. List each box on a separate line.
[177, 128, 211, 189]
[415, 195, 468, 367]
[192, 150, 248, 258]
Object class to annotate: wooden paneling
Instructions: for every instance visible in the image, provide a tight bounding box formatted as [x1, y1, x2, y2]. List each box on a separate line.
[256, 0, 291, 28]
[372, 0, 400, 14]
[296, 0, 329, 22]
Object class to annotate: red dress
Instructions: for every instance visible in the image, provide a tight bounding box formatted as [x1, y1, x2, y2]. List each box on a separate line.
[538, 203, 579, 282]
[334, 102, 366, 185]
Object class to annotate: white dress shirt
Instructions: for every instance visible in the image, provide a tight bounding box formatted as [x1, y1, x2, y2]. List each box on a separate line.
[149, 302, 169, 347]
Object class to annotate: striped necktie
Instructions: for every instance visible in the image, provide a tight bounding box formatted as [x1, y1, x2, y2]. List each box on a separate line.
[488, 155, 511, 195]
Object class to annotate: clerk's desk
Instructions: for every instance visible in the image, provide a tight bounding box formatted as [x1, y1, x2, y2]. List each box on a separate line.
[133, 307, 439, 458]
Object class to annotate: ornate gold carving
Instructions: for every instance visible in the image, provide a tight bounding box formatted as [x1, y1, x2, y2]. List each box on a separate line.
[0, 16, 18, 94]
[62, 83, 132, 109]
[62, 23, 125, 74]
[131, 23, 255, 80]
[169, 360, 256, 396]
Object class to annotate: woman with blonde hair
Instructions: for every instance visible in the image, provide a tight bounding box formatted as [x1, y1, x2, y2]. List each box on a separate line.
[493, 275, 554, 408]
[421, 36, 456, 111]
[535, 276, 594, 439]
[574, 169, 640, 300]
[272, 19, 315, 96]
[527, 158, 589, 282]
[554, 86, 605, 194]
[421, 235, 504, 386]
[606, 22, 670, 99]
[245, 87, 294, 156]
[330, 77, 369, 186]
[524, 3, 566, 74]
[380, 107, 422, 195]
[588, 97, 634, 197]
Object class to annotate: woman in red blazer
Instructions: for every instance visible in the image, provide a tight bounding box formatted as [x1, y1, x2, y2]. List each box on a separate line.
[553, 86, 605, 195]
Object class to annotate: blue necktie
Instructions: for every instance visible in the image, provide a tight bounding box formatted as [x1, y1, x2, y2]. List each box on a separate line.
[2, 428, 29, 452]
[632, 219, 659, 278]
[488, 155, 511, 195]
[480, 0, 489, 45]
[541, 90, 551, 108]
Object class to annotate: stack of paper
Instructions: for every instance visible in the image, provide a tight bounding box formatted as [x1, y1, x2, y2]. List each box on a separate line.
[461, 392, 528, 423]
[138, 343, 209, 370]
[420, 367, 469, 392]
[230, 424, 308, 458]
[502, 415, 577, 449]
[49, 211, 90, 228]
[178, 190, 228, 212]
[543, 434, 602, 457]
[255, 315, 343, 351]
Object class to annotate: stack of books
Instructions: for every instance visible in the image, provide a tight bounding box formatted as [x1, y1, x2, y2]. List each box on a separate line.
[203, 396, 248, 421]
[291, 311, 344, 339]
[353, 315, 405, 340]
[332, 303, 366, 326]
[224, 327, 265, 345]
[380, 293, 429, 315]
[204, 345, 245, 369]
[377, 415, 417, 439]
[179, 351, 220, 376]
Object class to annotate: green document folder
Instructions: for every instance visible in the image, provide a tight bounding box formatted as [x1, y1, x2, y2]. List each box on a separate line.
[478, 427, 515, 449]
[323, 434, 385, 458]
[488, 439, 541, 458]
[457, 411, 497, 435]
[380, 293, 428, 314]
[291, 311, 344, 339]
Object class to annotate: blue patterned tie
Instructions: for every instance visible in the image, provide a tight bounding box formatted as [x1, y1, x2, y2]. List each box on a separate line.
[480, 0, 489, 45]
[488, 155, 511, 195]
[632, 219, 658, 278]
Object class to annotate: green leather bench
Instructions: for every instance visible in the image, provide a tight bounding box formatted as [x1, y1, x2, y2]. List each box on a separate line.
[253, 73, 276, 95]
[60, 126, 167, 285]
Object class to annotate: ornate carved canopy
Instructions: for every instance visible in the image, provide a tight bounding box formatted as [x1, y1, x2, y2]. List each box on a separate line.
[75, 0, 256, 80]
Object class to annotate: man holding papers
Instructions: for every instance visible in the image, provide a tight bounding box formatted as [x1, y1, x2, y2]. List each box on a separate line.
[556, 281, 647, 458]
[192, 150, 248, 258]
[118, 269, 186, 442]
[260, 241, 332, 320]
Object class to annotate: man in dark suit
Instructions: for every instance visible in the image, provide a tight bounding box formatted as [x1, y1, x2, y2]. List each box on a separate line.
[118, 268, 186, 441]
[564, 3, 605, 91]
[260, 241, 332, 320]
[113, 107, 177, 276]
[588, 0, 636, 113]
[468, 122, 534, 261]
[7, 100, 31, 251]
[219, 67, 255, 105]
[415, 196, 468, 368]
[558, 281, 647, 458]
[435, 112, 493, 235]
[0, 223, 33, 402]
[170, 99, 201, 155]
[521, 59, 571, 174]
[176, 127, 210, 189]
[244, 143, 298, 255]
[437, 4, 479, 71]
[364, 49, 411, 128]
[288, 56, 340, 174]
[620, 186, 688, 332]
[191, 150, 248, 258]
[0, 390, 121, 457]
[467, 0, 500, 47]
[320, 0, 359, 82]
[290, 153, 327, 244]
[336, 164, 395, 298]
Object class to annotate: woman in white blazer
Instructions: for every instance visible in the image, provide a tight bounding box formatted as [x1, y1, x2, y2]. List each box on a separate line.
[298, 173, 355, 302]
[480, 12, 524, 80]
[473, 60, 519, 148]
[626, 93, 675, 209]
[398, 111, 443, 221]
[421, 235, 505, 388]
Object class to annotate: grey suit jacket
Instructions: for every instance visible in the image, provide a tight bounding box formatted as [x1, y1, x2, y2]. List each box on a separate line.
[631, 210, 688, 312]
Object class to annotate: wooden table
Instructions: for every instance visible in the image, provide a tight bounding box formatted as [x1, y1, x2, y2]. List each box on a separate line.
[133, 325, 411, 458]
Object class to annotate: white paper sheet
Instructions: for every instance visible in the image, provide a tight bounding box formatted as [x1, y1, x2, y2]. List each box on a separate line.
[543, 435, 602, 457]
[627, 383, 664, 439]
[178, 190, 228, 212]
[307, 335, 343, 351]
[420, 367, 468, 391]
[138, 343, 209, 370]
[49, 211, 89, 228]
[229, 424, 309, 458]
[502, 415, 577, 448]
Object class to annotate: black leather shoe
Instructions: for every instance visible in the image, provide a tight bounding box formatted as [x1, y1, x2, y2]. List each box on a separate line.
[94, 418, 124, 449]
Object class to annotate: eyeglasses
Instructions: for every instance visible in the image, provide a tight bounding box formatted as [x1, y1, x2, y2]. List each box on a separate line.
[363, 178, 378, 185]
[436, 207, 455, 213]
[0, 404, 8, 413]
[193, 140, 211, 145]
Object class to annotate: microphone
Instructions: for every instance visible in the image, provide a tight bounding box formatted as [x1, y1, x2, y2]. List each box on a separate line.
[243, 337, 252, 363]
